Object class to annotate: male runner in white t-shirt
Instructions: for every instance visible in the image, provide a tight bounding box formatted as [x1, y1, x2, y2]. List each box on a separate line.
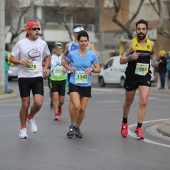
[9, 21, 51, 139]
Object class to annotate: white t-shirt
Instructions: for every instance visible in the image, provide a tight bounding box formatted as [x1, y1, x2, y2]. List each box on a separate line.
[50, 54, 66, 80]
[11, 38, 50, 78]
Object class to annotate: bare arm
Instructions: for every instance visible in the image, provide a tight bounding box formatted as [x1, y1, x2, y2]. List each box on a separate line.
[61, 42, 70, 67]
[61, 59, 76, 73]
[9, 54, 30, 67]
[150, 41, 158, 67]
[88, 42, 101, 61]
[92, 62, 101, 73]
[61, 42, 70, 60]
[44, 55, 51, 70]
[43, 55, 51, 77]
[150, 41, 156, 60]
[120, 40, 132, 64]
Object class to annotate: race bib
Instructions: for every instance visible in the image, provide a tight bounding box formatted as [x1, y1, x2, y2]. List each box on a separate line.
[26, 61, 39, 73]
[135, 63, 149, 76]
[75, 71, 88, 84]
[52, 66, 63, 77]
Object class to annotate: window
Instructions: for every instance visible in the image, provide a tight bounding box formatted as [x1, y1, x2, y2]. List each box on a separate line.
[144, 0, 156, 5]
[105, 59, 113, 69]
[104, 0, 114, 8]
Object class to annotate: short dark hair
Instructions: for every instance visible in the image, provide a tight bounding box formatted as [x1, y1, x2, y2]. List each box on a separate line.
[77, 31, 89, 41]
[136, 19, 148, 29]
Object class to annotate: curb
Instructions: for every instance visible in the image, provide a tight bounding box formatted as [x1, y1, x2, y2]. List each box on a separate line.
[0, 92, 18, 100]
[150, 87, 170, 95]
[157, 119, 170, 137]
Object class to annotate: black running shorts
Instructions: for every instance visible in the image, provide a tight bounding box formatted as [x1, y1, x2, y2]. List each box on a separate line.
[69, 82, 91, 97]
[18, 77, 44, 98]
[50, 79, 66, 96]
[124, 74, 151, 91]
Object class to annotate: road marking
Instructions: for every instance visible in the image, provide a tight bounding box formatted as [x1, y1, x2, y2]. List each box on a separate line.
[96, 101, 119, 103]
[128, 119, 170, 148]
[0, 114, 18, 117]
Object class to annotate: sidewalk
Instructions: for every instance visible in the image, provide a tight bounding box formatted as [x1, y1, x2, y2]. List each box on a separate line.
[0, 91, 18, 100]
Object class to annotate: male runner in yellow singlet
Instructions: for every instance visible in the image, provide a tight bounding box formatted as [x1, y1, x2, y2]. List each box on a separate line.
[120, 19, 158, 139]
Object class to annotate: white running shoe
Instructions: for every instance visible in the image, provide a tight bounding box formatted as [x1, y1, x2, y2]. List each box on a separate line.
[19, 128, 28, 139]
[28, 118, 38, 133]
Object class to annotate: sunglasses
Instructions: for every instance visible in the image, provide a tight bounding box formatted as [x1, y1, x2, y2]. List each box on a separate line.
[31, 27, 40, 31]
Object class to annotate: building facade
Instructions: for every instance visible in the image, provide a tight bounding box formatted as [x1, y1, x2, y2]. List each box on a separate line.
[98, 0, 170, 60]
[5, 0, 96, 49]
[5, 0, 170, 61]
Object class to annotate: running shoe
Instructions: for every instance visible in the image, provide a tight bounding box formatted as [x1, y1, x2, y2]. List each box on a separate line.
[50, 101, 53, 109]
[134, 127, 144, 139]
[121, 123, 128, 137]
[27, 118, 37, 133]
[58, 106, 62, 116]
[54, 115, 59, 121]
[75, 127, 83, 138]
[19, 128, 28, 139]
[67, 126, 75, 138]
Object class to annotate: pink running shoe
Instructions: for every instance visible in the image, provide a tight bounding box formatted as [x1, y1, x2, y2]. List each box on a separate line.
[121, 123, 128, 137]
[54, 115, 59, 121]
[135, 127, 144, 139]
[58, 106, 62, 116]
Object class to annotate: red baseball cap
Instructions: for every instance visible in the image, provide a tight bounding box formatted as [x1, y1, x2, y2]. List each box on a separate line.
[25, 21, 39, 37]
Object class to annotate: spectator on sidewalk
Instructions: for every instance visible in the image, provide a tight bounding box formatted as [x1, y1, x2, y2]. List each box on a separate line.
[4, 49, 13, 93]
[166, 51, 170, 88]
[157, 50, 167, 90]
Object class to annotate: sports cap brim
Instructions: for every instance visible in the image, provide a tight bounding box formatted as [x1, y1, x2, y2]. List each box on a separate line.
[73, 27, 84, 33]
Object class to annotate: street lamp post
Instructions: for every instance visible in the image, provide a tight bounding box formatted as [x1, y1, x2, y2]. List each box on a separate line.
[0, 0, 5, 94]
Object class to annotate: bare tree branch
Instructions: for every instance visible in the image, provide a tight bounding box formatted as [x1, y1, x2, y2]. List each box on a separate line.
[126, 0, 144, 29]
[149, 0, 159, 15]
[112, 0, 144, 39]
[112, 0, 132, 38]
[156, 0, 170, 38]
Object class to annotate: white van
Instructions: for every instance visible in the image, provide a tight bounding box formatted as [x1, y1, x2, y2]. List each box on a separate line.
[98, 56, 155, 87]
[98, 56, 127, 87]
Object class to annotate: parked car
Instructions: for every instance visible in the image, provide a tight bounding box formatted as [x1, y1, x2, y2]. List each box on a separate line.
[8, 64, 18, 81]
[98, 56, 127, 87]
[98, 56, 155, 87]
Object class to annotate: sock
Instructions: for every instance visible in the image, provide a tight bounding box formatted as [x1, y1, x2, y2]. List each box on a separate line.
[122, 117, 128, 124]
[137, 122, 142, 128]
[21, 126, 26, 129]
[28, 114, 34, 120]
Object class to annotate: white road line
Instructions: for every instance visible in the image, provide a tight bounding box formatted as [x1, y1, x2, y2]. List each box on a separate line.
[0, 114, 18, 117]
[96, 101, 119, 103]
[128, 119, 170, 148]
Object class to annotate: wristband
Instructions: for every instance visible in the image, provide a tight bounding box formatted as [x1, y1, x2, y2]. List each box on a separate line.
[91, 68, 94, 72]
[127, 54, 133, 62]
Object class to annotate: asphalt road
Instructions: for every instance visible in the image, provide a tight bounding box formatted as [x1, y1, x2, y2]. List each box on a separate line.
[0, 80, 170, 170]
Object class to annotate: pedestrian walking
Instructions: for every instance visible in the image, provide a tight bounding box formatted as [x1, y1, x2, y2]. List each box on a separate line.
[120, 19, 158, 139]
[62, 31, 101, 138]
[9, 21, 51, 139]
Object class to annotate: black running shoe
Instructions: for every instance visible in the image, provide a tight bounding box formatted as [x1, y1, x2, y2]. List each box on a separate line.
[75, 127, 83, 138]
[67, 126, 75, 138]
